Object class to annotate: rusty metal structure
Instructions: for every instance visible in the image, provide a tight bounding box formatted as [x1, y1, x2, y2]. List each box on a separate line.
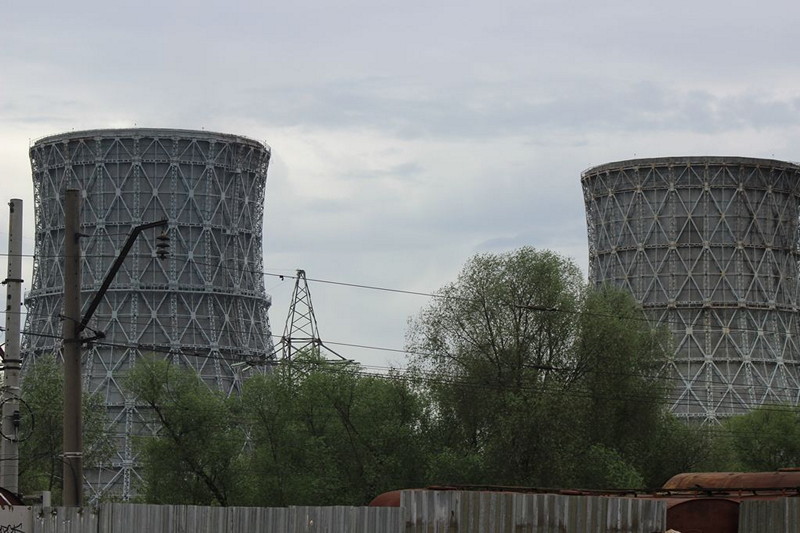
[663, 470, 800, 490]
[371, 474, 800, 533]
[24, 128, 275, 500]
[582, 157, 800, 422]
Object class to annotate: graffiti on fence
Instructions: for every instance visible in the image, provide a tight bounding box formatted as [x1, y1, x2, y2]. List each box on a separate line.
[0, 508, 32, 533]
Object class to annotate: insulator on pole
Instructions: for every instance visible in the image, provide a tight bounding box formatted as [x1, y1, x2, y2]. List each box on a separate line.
[156, 231, 170, 259]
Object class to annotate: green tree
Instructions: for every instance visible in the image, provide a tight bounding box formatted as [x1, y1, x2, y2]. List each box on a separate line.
[407, 247, 676, 489]
[572, 286, 673, 487]
[407, 248, 585, 484]
[127, 353, 427, 506]
[723, 404, 800, 471]
[243, 354, 427, 506]
[19, 354, 113, 502]
[641, 415, 723, 486]
[579, 444, 644, 489]
[575, 287, 669, 451]
[125, 357, 248, 506]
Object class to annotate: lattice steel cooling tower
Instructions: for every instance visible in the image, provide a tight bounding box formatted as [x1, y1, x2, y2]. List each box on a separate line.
[24, 128, 274, 500]
[582, 157, 800, 423]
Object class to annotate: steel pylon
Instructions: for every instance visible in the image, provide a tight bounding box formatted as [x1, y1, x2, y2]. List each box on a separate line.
[279, 269, 348, 368]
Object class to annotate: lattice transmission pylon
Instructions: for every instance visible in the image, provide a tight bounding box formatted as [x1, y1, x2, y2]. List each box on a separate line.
[279, 269, 349, 372]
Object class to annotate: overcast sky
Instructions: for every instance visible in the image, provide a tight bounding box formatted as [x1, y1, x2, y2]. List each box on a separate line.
[3, 0, 800, 369]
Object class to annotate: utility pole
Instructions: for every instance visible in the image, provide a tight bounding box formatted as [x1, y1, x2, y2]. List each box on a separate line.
[62, 190, 82, 507]
[59, 197, 167, 506]
[1, 199, 23, 494]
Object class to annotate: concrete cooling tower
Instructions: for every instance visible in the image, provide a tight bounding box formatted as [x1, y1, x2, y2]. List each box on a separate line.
[582, 157, 800, 423]
[23, 128, 274, 500]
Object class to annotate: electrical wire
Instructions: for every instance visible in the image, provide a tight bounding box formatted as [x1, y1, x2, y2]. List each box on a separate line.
[6, 251, 800, 412]
[8, 251, 800, 335]
[7, 316, 794, 395]
[14, 328, 800, 415]
[9, 304, 800, 397]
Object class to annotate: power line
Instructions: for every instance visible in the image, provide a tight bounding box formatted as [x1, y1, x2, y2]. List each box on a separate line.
[34, 358, 800, 437]
[15, 324, 800, 408]
[11, 308, 800, 396]
[10, 252, 800, 408]
[8, 251, 800, 337]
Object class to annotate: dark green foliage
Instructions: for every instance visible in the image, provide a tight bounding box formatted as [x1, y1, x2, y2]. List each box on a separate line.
[579, 445, 644, 489]
[127, 353, 427, 506]
[723, 404, 800, 471]
[19, 354, 113, 503]
[573, 286, 673, 487]
[242, 354, 427, 506]
[407, 247, 678, 490]
[128, 246, 759, 504]
[126, 357, 249, 506]
[576, 287, 670, 451]
[408, 248, 585, 484]
[638, 415, 721, 486]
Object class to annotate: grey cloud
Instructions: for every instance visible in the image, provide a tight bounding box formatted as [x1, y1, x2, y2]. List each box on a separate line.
[339, 162, 425, 182]
[228, 81, 800, 141]
[5, 0, 800, 369]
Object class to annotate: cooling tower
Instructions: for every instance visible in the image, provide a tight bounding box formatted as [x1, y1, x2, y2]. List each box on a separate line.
[582, 157, 800, 423]
[24, 128, 274, 500]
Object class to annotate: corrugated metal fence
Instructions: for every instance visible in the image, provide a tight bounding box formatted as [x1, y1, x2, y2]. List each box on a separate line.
[402, 490, 666, 532]
[0, 491, 667, 533]
[30, 504, 401, 533]
[739, 498, 800, 533]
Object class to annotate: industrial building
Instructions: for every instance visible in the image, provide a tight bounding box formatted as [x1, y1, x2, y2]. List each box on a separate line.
[23, 128, 275, 500]
[582, 156, 800, 422]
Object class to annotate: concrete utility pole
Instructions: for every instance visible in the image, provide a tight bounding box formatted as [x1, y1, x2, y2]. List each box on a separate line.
[62, 190, 82, 507]
[59, 188, 167, 506]
[1, 199, 23, 494]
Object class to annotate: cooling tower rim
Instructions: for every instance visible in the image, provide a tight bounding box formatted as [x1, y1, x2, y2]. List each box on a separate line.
[582, 156, 800, 180]
[31, 127, 270, 152]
